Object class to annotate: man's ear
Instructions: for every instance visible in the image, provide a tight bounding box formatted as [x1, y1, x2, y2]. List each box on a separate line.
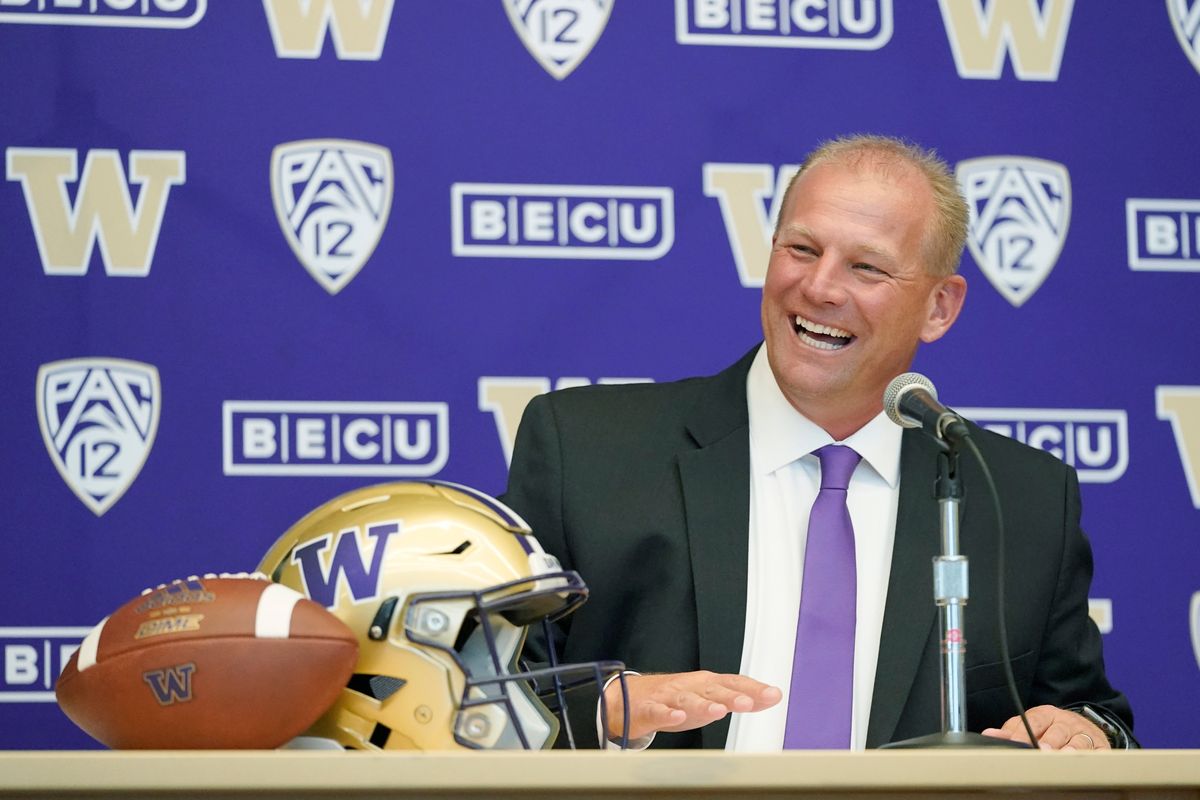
[921, 274, 967, 343]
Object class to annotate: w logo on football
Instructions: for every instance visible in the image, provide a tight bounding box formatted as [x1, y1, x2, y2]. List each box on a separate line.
[143, 663, 195, 706]
[957, 156, 1071, 307]
[36, 358, 161, 517]
[1169, 0, 1200, 75]
[504, 0, 612, 80]
[270, 139, 393, 295]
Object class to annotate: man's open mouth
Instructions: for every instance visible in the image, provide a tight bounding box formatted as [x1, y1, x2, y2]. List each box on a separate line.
[793, 315, 854, 350]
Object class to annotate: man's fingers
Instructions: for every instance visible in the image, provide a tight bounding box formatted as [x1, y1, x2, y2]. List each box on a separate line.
[706, 672, 776, 696]
[1037, 720, 1076, 750]
[640, 702, 687, 728]
[697, 684, 756, 713]
[604, 671, 781, 740]
[1061, 731, 1099, 752]
[984, 707, 1109, 751]
[698, 673, 783, 711]
[981, 707, 1053, 745]
[662, 690, 727, 718]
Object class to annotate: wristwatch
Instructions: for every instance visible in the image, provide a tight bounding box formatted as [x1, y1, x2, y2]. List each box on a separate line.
[1067, 704, 1138, 750]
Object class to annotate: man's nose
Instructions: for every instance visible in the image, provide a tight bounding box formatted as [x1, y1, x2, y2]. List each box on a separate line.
[801, 256, 849, 306]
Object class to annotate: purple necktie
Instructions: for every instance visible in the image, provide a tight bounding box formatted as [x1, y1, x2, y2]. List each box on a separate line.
[783, 444, 861, 749]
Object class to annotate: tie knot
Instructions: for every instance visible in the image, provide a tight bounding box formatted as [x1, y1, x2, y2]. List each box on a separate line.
[815, 444, 861, 490]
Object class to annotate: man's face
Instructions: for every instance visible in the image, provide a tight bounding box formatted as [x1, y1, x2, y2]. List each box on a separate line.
[761, 160, 966, 437]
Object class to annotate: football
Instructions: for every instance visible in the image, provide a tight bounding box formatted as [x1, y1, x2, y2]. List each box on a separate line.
[55, 573, 358, 749]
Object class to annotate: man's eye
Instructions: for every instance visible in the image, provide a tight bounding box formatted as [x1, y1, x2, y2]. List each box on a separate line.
[790, 244, 816, 256]
[854, 262, 886, 275]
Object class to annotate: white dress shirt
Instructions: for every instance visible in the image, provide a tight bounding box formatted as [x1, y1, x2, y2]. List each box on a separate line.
[725, 346, 904, 751]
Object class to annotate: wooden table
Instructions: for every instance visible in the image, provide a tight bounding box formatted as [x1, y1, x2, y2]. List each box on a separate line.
[1, 750, 1198, 799]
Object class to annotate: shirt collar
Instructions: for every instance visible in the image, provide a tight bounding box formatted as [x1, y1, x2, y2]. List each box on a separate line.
[746, 344, 903, 488]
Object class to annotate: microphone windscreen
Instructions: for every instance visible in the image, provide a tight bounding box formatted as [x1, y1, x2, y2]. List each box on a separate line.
[883, 372, 938, 428]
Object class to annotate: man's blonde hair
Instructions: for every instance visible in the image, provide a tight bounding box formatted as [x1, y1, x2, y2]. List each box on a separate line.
[775, 134, 969, 278]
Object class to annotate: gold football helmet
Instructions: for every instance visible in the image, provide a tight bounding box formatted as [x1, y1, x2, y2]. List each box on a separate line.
[258, 480, 623, 750]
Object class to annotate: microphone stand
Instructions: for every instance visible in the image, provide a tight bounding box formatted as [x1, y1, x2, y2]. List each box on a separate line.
[881, 443, 1025, 749]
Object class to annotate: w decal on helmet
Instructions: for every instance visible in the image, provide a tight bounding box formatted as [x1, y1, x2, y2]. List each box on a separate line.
[290, 522, 401, 609]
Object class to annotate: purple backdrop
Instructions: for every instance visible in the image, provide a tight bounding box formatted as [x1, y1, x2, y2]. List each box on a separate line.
[2, 1, 1198, 749]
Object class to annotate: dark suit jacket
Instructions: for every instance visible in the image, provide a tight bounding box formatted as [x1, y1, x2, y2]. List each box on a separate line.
[503, 346, 1133, 748]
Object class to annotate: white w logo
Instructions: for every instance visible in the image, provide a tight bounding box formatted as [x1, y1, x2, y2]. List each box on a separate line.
[6, 148, 185, 277]
[263, 0, 394, 60]
[938, 0, 1075, 80]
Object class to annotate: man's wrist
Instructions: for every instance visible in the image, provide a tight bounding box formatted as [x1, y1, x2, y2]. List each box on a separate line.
[598, 670, 654, 750]
[1066, 704, 1137, 750]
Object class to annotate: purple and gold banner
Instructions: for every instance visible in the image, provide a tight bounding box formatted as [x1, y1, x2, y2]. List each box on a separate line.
[1, 1, 1198, 748]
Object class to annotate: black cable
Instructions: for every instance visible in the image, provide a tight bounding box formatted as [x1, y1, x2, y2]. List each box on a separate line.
[962, 435, 1039, 748]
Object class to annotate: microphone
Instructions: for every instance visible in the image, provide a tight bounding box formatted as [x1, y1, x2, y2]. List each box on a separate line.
[883, 372, 970, 444]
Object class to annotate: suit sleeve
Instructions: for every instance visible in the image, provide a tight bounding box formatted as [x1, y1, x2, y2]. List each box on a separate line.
[1033, 466, 1137, 743]
[500, 393, 619, 748]
[502, 392, 572, 575]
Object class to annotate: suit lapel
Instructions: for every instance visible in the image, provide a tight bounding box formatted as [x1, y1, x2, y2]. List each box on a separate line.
[865, 429, 941, 747]
[677, 347, 757, 749]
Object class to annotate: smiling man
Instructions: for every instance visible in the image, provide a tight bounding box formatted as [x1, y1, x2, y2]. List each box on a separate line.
[502, 135, 1135, 752]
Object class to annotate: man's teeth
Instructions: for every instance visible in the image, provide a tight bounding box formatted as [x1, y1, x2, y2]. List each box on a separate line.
[796, 316, 851, 338]
[793, 315, 852, 350]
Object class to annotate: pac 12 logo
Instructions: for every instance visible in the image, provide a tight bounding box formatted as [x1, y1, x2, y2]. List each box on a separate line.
[504, 0, 612, 79]
[1126, 199, 1200, 272]
[957, 156, 1071, 308]
[222, 401, 448, 477]
[271, 139, 393, 295]
[1, 627, 89, 702]
[1169, 0, 1200, 75]
[955, 407, 1127, 483]
[36, 358, 161, 516]
[0, 0, 205, 28]
[675, 0, 892, 49]
[451, 182, 674, 260]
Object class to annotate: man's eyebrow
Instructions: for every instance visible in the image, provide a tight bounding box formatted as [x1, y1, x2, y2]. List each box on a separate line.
[858, 243, 898, 263]
[779, 224, 898, 263]
[778, 223, 814, 239]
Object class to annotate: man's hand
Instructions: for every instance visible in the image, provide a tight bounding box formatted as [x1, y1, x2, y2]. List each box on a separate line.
[981, 705, 1110, 750]
[603, 671, 782, 741]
